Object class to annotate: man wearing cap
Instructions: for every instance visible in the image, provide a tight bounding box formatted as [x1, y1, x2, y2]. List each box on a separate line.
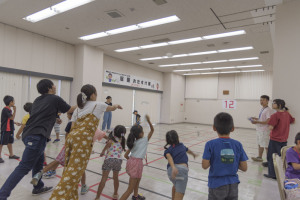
[133, 110, 141, 125]
[101, 96, 113, 131]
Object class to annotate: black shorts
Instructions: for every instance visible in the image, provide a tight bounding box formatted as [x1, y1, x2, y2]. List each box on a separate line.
[0, 131, 14, 145]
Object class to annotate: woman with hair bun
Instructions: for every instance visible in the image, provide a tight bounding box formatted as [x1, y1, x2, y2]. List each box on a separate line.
[264, 99, 295, 179]
[50, 84, 122, 200]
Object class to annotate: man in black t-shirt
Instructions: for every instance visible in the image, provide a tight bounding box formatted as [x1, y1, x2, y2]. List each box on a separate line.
[0, 96, 21, 163]
[133, 110, 141, 125]
[0, 79, 76, 199]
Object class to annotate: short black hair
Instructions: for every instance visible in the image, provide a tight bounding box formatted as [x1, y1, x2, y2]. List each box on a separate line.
[213, 112, 234, 135]
[37, 79, 54, 95]
[260, 95, 270, 101]
[3, 96, 14, 106]
[294, 132, 300, 145]
[106, 96, 112, 99]
[133, 110, 138, 114]
[23, 102, 33, 112]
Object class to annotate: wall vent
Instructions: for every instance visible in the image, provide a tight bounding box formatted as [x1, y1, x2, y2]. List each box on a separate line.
[260, 51, 269, 54]
[106, 10, 123, 18]
[151, 38, 170, 43]
[153, 0, 168, 6]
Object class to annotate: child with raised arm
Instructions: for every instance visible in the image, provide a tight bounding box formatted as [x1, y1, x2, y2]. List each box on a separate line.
[202, 112, 248, 200]
[95, 125, 126, 200]
[164, 130, 197, 200]
[120, 115, 154, 200]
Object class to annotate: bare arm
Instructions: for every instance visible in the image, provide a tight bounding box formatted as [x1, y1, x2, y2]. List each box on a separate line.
[146, 115, 154, 141]
[100, 140, 112, 157]
[15, 125, 25, 139]
[187, 149, 198, 159]
[166, 153, 178, 179]
[106, 104, 123, 112]
[10, 106, 16, 120]
[239, 161, 248, 172]
[124, 149, 131, 160]
[202, 159, 210, 169]
[67, 106, 77, 115]
[253, 118, 270, 125]
[291, 162, 300, 170]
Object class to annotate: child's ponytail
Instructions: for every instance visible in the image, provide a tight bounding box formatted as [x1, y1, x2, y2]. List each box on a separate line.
[111, 125, 127, 151]
[127, 125, 143, 150]
[164, 130, 179, 149]
[77, 84, 96, 109]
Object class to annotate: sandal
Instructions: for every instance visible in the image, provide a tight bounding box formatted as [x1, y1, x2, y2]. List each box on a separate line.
[112, 194, 119, 200]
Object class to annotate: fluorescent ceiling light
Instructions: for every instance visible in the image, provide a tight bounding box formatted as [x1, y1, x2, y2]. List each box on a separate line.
[203, 60, 227, 64]
[140, 43, 169, 49]
[220, 71, 241, 74]
[24, 0, 95, 23]
[140, 47, 253, 61]
[115, 47, 141, 52]
[218, 46, 253, 53]
[173, 54, 188, 58]
[106, 25, 139, 35]
[192, 68, 212, 71]
[140, 57, 164, 61]
[79, 32, 108, 40]
[203, 30, 246, 40]
[180, 62, 202, 66]
[188, 51, 218, 56]
[201, 72, 220, 75]
[173, 69, 192, 72]
[236, 65, 263, 68]
[213, 66, 236, 70]
[138, 15, 180, 28]
[229, 57, 258, 61]
[80, 15, 180, 40]
[159, 64, 179, 67]
[241, 70, 265, 72]
[183, 73, 202, 75]
[168, 37, 202, 45]
[115, 30, 245, 53]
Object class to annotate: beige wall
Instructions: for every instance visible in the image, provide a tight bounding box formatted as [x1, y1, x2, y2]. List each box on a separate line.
[184, 74, 265, 129]
[273, 0, 300, 144]
[0, 23, 75, 77]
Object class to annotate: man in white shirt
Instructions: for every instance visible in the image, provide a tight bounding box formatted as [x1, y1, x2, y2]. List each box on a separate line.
[250, 95, 273, 166]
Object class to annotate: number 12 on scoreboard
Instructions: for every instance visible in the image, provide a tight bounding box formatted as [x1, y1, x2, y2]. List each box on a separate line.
[222, 100, 237, 109]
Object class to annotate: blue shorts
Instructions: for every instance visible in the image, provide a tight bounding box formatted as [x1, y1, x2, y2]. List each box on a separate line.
[167, 164, 189, 194]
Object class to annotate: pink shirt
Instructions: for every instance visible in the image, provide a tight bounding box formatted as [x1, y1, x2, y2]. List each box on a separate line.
[268, 111, 295, 142]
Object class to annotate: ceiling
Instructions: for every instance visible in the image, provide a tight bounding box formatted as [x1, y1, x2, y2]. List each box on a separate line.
[0, 0, 283, 74]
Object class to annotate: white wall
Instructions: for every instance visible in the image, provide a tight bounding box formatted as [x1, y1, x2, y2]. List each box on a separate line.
[161, 73, 185, 124]
[273, 0, 300, 145]
[0, 23, 75, 77]
[184, 74, 268, 129]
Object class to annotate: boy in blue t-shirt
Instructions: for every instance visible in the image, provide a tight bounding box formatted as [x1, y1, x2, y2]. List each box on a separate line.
[202, 112, 248, 200]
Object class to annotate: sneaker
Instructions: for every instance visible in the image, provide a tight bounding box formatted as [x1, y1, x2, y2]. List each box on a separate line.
[251, 157, 263, 162]
[80, 184, 89, 195]
[32, 186, 53, 195]
[31, 171, 43, 186]
[43, 170, 56, 179]
[263, 174, 276, 180]
[262, 162, 268, 167]
[9, 155, 20, 159]
[0, 158, 4, 163]
[132, 194, 146, 200]
[53, 139, 60, 143]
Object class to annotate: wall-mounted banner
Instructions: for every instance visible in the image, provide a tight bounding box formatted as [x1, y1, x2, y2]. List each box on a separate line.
[104, 70, 161, 91]
[222, 100, 237, 109]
